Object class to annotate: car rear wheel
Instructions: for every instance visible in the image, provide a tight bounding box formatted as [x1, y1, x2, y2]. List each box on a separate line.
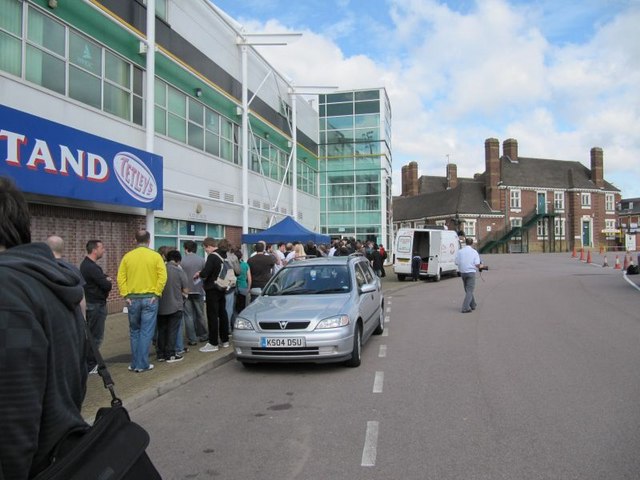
[373, 306, 384, 335]
[397, 274, 406, 281]
[345, 325, 362, 368]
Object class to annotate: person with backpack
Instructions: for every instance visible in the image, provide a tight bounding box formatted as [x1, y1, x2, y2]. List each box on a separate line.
[197, 237, 233, 353]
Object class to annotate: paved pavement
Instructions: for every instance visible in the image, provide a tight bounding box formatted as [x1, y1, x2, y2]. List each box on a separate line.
[82, 313, 234, 422]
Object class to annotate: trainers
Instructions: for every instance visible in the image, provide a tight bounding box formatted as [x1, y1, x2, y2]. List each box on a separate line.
[135, 364, 155, 373]
[88, 365, 99, 375]
[157, 357, 166, 362]
[188, 341, 198, 346]
[221, 342, 230, 348]
[199, 343, 219, 353]
[166, 354, 184, 363]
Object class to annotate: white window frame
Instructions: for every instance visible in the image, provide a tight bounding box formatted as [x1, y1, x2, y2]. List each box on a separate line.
[554, 191, 565, 211]
[463, 220, 476, 238]
[605, 193, 614, 212]
[510, 189, 521, 209]
[536, 219, 548, 238]
[554, 217, 565, 239]
[510, 217, 522, 240]
[581, 192, 591, 208]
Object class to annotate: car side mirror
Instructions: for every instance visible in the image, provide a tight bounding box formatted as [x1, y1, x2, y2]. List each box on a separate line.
[359, 284, 376, 294]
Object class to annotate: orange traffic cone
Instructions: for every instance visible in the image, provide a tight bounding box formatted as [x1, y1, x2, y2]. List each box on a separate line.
[579, 248, 584, 261]
[586, 250, 592, 264]
[602, 255, 609, 267]
[571, 246, 577, 258]
[623, 254, 629, 270]
[614, 255, 622, 269]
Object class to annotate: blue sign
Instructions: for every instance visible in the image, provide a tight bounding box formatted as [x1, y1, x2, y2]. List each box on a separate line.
[0, 104, 163, 209]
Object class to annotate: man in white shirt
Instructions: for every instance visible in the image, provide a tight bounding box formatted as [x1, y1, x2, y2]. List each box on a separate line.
[454, 237, 484, 313]
[273, 242, 287, 273]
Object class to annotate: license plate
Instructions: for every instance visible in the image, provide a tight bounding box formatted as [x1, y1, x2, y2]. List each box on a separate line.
[260, 337, 305, 348]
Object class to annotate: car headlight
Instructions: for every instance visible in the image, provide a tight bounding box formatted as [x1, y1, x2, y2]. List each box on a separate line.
[315, 315, 350, 329]
[234, 317, 254, 330]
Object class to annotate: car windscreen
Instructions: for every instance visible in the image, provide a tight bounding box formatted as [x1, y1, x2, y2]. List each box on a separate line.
[263, 265, 351, 295]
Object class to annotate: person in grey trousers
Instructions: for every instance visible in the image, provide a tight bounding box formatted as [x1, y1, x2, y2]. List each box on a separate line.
[454, 237, 484, 313]
[181, 240, 208, 344]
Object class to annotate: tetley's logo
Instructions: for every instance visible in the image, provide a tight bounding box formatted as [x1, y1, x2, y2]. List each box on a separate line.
[0, 128, 158, 204]
[113, 152, 158, 203]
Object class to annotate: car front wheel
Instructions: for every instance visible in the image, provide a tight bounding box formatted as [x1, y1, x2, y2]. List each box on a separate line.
[373, 306, 384, 335]
[345, 325, 362, 368]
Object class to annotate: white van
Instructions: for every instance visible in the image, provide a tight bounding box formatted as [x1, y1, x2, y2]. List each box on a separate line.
[393, 228, 460, 281]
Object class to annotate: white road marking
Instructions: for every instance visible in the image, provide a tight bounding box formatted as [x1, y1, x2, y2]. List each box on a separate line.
[385, 315, 390, 323]
[378, 345, 387, 357]
[361, 421, 379, 467]
[623, 273, 640, 292]
[373, 371, 384, 393]
[386, 306, 391, 313]
[382, 329, 389, 337]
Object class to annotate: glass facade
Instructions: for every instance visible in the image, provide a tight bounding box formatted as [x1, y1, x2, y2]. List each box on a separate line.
[0, 1, 317, 196]
[319, 89, 392, 247]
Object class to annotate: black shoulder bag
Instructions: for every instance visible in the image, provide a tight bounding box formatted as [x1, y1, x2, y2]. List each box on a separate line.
[34, 323, 162, 480]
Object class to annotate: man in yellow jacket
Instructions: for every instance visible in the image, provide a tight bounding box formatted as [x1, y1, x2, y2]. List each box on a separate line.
[117, 230, 167, 373]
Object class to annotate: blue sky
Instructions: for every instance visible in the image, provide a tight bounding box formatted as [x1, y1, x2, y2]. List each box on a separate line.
[212, 0, 640, 198]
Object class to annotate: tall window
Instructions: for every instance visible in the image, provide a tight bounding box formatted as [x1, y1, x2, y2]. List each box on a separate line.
[605, 193, 614, 211]
[581, 193, 591, 207]
[554, 191, 564, 210]
[554, 218, 565, 238]
[510, 217, 522, 239]
[0, 0, 24, 77]
[6, 5, 143, 124]
[510, 189, 521, 209]
[463, 220, 476, 238]
[537, 219, 548, 237]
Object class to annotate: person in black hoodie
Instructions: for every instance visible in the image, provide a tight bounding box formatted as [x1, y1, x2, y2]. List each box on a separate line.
[0, 177, 86, 480]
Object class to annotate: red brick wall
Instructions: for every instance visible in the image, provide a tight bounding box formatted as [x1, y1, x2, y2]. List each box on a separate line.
[29, 203, 144, 314]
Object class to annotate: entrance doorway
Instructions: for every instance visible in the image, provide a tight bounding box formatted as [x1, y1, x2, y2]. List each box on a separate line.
[582, 220, 591, 247]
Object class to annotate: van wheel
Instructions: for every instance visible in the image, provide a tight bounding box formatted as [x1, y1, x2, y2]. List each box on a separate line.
[345, 326, 362, 367]
[434, 270, 441, 282]
[397, 274, 406, 281]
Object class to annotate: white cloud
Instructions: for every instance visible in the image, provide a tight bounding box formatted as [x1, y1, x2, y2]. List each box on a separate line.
[235, 0, 640, 197]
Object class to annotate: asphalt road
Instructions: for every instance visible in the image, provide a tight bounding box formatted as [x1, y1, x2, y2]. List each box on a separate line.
[133, 253, 640, 480]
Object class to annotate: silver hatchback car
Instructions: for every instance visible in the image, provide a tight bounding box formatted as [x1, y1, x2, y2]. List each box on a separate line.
[233, 254, 385, 367]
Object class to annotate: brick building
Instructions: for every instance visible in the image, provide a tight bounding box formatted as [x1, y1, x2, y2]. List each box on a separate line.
[394, 138, 621, 253]
[617, 198, 640, 251]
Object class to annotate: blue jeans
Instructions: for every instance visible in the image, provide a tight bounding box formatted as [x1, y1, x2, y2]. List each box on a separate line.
[225, 289, 236, 332]
[127, 297, 158, 370]
[183, 294, 207, 342]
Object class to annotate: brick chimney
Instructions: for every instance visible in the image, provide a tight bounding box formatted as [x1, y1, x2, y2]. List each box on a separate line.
[401, 161, 419, 197]
[401, 164, 408, 196]
[408, 161, 418, 196]
[590, 147, 604, 188]
[485, 138, 500, 210]
[446, 163, 458, 189]
[503, 138, 518, 162]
